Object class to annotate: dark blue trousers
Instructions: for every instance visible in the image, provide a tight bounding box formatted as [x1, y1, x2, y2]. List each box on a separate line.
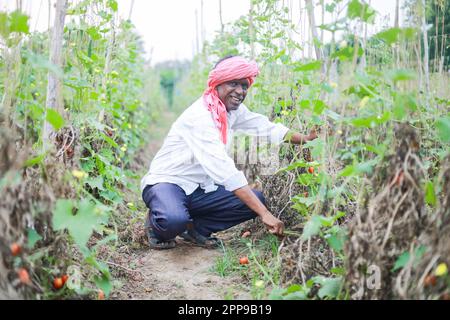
[142, 183, 264, 241]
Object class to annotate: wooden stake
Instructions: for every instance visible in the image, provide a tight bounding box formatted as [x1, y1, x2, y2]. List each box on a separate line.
[43, 0, 68, 149]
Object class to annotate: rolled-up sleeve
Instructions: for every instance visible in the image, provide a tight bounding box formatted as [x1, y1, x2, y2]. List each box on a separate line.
[177, 112, 248, 192]
[231, 104, 290, 144]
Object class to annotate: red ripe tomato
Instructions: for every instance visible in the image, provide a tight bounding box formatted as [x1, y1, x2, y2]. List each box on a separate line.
[61, 274, 69, 285]
[239, 257, 249, 265]
[10, 243, 21, 256]
[17, 268, 31, 285]
[53, 277, 64, 290]
[424, 274, 437, 287]
[308, 167, 314, 174]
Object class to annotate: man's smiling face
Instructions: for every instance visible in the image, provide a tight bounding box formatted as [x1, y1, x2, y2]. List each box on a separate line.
[216, 78, 249, 112]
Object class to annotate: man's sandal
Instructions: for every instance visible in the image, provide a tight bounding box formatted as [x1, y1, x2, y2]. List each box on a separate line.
[179, 228, 222, 249]
[147, 229, 177, 250]
[145, 215, 176, 250]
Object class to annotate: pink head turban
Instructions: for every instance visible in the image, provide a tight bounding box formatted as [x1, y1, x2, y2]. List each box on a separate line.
[203, 56, 259, 144]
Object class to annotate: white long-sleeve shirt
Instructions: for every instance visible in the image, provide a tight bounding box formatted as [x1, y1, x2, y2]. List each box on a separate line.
[140, 97, 289, 195]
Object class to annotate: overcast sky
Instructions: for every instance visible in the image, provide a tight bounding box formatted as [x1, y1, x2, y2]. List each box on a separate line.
[1, 0, 399, 64]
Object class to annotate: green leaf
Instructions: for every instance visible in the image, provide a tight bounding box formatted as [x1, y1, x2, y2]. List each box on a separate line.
[94, 273, 112, 296]
[283, 291, 308, 300]
[277, 99, 292, 109]
[375, 27, 401, 45]
[269, 285, 309, 300]
[365, 144, 387, 156]
[46, 109, 65, 130]
[401, 27, 418, 40]
[392, 252, 409, 272]
[318, 216, 335, 227]
[100, 133, 119, 148]
[331, 46, 364, 61]
[99, 189, 122, 204]
[87, 26, 102, 40]
[350, 111, 391, 128]
[415, 245, 427, 260]
[23, 154, 46, 167]
[0, 12, 9, 38]
[436, 116, 450, 143]
[328, 185, 346, 198]
[294, 60, 322, 72]
[331, 267, 345, 276]
[324, 109, 342, 121]
[393, 100, 405, 120]
[272, 48, 286, 62]
[325, 3, 336, 12]
[99, 148, 114, 162]
[302, 215, 322, 240]
[299, 99, 311, 110]
[52, 199, 74, 230]
[25, 51, 64, 78]
[268, 287, 285, 300]
[318, 277, 342, 299]
[9, 10, 29, 34]
[303, 138, 324, 158]
[393, 94, 417, 120]
[375, 27, 418, 45]
[347, 0, 376, 23]
[53, 199, 105, 248]
[81, 158, 96, 172]
[425, 181, 436, 207]
[339, 158, 378, 177]
[85, 176, 105, 191]
[64, 77, 91, 89]
[326, 228, 347, 253]
[27, 228, 42, 249]
[313, 276, 343, 299]
[313, 99, 327, 115]
[345, 83, 378, 98]
[107, 0, 118, 12]
[392, 246, 427, 272]
[285, 284, 302, 294]
[386, 69, 416, 82]
[293, 195, 316, 207]
[281, 159, 320, 172]
[296, 173, 315, 186]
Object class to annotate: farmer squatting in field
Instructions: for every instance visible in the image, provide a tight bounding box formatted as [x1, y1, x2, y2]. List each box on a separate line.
[141, 56, 318, 249]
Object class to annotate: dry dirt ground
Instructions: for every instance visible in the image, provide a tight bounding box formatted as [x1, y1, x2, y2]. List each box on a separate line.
[112, 241, 249, 300]
[110, 111, 251, 300]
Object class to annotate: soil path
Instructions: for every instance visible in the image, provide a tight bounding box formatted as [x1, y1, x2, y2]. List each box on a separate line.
[111, 111, 249, 300]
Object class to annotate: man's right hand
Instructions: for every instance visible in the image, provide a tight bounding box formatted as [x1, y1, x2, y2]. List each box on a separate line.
[307, 128, 318, 141]
[260, 212, 284, 236]
[233, 186, 285, 236]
